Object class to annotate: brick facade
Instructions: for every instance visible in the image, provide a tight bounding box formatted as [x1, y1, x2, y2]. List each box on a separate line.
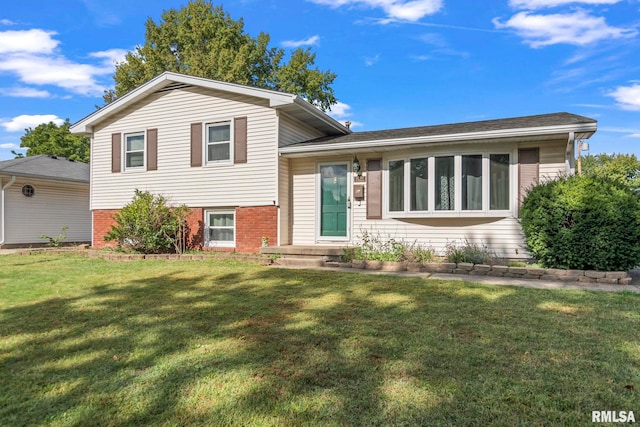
[235, 205, 278, 253]
[92, 205, 277, 253]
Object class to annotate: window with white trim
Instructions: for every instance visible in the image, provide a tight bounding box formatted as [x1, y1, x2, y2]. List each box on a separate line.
[205, 210, 235, 247]
[124, 132, 145, 170]
[206, 122, 232, 164]
[387, 152, 511, 216]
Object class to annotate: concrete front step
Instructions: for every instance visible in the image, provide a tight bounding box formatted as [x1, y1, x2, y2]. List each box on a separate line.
[274, 257, 326, 268]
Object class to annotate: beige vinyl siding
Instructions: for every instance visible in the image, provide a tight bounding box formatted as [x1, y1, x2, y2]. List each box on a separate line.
[278, 156, 291, 245]
[91, 86, 278, 209]
[278, 112, 327, 246]
[288, 140, 568, 258]
[520, 140, 566, 182]
[3, 177, 90, 245]
[291, 157, 317, 245]
[278, 112, 325, 147]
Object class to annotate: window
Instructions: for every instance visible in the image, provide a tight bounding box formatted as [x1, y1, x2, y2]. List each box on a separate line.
[462, 155, 482, 210]
[387, 153, 511, 216]
[206, 122, 231, 164]
[125, 132, 145, 170]
[389, 160, 404, 211]
[435, 156, 454, 211]
[490, 154, 510, 210]
[205, 211, 235, 247]
[410, 158, 428, 211]
[21, 184, 35, 197]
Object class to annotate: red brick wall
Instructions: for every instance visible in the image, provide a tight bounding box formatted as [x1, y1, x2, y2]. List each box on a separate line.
[92, 205, 277, 253]
[235, 205, 278, 253]
[92, 209, 118, 249]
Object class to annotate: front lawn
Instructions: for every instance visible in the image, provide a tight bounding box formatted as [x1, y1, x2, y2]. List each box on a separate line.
[0, 254, 638, 426]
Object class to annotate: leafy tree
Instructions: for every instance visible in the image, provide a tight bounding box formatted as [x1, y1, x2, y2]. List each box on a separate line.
[105, 190, 191, 254]
[104, 0, 337, 110]
[20, 119, 90, 163]
[582, 153, 640, 192]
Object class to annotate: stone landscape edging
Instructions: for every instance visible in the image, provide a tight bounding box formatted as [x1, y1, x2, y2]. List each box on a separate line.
[341, 260, 631, 285]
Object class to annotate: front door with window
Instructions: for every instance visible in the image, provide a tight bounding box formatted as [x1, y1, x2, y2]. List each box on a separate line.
[319, 164, 348, 238]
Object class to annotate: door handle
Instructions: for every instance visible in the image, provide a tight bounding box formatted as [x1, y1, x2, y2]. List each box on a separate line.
[347, 197, 351, 209]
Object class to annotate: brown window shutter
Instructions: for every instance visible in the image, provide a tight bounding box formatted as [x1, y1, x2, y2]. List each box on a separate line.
[367, 159, 382, 219]
[111, 133, 121, 173]
[234, 116, 247, 164]
[190, 123, 202, 167]
[518, 148, 539, 212]
[147, 128, 158, 171]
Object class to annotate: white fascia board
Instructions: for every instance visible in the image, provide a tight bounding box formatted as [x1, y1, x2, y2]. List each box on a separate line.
[70, 72, 296, 134]
[279, 122, 597, 156]
[290, 98, 351, 134]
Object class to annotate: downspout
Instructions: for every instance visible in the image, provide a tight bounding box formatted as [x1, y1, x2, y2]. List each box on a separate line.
[566, 131, 575, 175]
[0, 175, 16, 247]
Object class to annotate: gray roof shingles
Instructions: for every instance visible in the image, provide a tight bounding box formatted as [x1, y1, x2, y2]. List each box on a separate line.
[282, 112, 597, 148]
[0, 155, 89, 183]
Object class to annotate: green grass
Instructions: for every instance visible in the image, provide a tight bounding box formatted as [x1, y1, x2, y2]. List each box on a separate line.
[0, 254, 638, 426]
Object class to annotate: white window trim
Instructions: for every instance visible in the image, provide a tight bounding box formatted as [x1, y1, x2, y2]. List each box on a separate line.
[205, 209, 236, 248]
[204, 119, 234, 166]
[383, 149, 516, 219]
[123, 131, 146, 172]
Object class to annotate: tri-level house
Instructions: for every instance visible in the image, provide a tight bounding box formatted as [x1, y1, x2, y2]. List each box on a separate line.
[70, 72, 597, 258]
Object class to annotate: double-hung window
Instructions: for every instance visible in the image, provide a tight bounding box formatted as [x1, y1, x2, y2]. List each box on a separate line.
[124, 132, 145, 170]
[205, 210, 235, 247]
[206, 122, 232, 164]
[387, 152, 511, 216]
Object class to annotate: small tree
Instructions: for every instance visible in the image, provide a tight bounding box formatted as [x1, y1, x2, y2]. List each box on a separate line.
[105, 190, 191, 254]
[20, 119, 90, 163]
[520, 174, 640, 271]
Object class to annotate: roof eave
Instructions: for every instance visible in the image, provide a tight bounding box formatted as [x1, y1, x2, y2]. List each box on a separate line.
[70, 72, 298, 135]
[279, 122, 597, 157]
[288, 98, 352, 135]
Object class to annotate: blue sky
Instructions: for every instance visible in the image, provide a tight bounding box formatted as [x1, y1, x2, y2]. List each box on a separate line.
[0, 0, 639, 161]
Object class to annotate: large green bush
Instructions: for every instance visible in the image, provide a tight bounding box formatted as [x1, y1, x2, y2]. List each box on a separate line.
[105, 190, 191, 254]
[520, 174, 640, 271]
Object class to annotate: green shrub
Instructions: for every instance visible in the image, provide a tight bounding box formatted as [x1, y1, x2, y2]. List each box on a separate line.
[105, 190, 191, 254]
[445, 240, 494, 264]
[39, 226, 68, 247]
[520, 174, 640, 271]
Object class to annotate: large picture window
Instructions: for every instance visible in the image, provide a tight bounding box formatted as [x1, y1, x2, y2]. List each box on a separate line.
[125, 132, 145, 170]
[206, 122, 231, 164]
[205, 210, 235, 247]
[387, 152, 510, 216]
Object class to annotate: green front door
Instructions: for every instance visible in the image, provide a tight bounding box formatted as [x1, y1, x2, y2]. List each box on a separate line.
[320, 164, 348, 237]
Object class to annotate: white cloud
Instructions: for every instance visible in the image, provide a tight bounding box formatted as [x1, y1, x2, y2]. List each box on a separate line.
[493, 10, 636, 47]
[0, 143, 20, 149]
[365, 54, 380, 66]
[0, 87, 51, 98]
[0, 54, 109, 96]
[509, 0, 621, 9]
[1, 114, 64, 132]
[328, 101, 353, 119]
[89, 48, 129, 66]
[308, 0, 443, 22]
[0, 29, 59, 54]
[281, 35, 320, 48]
[0, 19, 17, 26]
[608, 84, 640, 110]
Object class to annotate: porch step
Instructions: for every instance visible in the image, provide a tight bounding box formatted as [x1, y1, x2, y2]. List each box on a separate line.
[260, 245, 347, 260]
[274, 257, 326, 268]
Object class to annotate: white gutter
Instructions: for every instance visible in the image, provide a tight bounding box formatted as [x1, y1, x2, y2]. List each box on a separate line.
[279, 122, 598, 156]
[0, 175, 16, 246]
